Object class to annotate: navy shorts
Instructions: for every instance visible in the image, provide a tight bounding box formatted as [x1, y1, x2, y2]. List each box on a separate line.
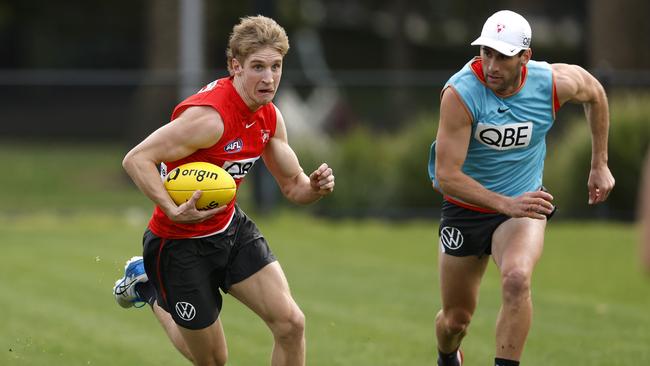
[142, 205, 276, 330]
[438, 200, 511, 257]
[438, 195, 556, 257]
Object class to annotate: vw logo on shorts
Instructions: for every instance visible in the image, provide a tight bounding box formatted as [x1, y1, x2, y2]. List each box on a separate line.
[175, 301, 196, 321]
[440, 226, 464, 250]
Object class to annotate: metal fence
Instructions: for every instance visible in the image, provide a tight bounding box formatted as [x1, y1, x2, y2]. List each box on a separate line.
[2, 68, 649, 141]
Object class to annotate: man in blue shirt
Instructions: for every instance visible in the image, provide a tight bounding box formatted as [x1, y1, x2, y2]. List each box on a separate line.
[428, 10, 615, 366]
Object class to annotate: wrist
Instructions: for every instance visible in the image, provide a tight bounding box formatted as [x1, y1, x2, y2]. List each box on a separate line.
[591, 152, 608, 168]
[493, 195, 512, 214]
[590, 159, 608, 169]
[309, 188, 324, 202]
[160, 200, 179, 217]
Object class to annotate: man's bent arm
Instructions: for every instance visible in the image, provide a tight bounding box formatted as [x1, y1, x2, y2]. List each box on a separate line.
[553, 63, 615, 204]
[123, 106, 225, 221]
[262, 107, 334, 205]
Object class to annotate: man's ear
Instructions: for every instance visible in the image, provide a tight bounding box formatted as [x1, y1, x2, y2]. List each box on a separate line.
[521, 48, 532, 65]
[231, 58, 242, 74]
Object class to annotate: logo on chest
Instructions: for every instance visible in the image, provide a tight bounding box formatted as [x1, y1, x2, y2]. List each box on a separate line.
[224, 138, 243, 153]
[223, 157, 260, 179]
[261, 129, 270, 144]
[474, 122, 533, 151]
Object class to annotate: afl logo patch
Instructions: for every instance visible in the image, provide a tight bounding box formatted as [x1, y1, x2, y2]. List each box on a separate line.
[175, 302, 196, 321]
[224, 138, 243, 153]
[440, 226, 464, 250]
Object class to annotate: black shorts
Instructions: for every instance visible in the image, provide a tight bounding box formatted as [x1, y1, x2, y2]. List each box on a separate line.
[438, 196, 556, 257]
[438, 200, 511, 257]
[142, 205, 276, 330]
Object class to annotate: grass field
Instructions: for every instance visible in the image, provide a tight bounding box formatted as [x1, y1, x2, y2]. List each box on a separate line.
[1, 211, 648, 365]
[1, 143, 649, 365]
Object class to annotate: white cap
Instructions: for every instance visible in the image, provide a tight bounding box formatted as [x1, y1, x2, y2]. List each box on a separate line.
[471, 10, 532, 56]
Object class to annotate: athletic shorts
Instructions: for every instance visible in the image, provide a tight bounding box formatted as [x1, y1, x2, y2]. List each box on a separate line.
[438, 200, 510, 257]
[438, 195, 556, 257]
[142, 205, 276, 330]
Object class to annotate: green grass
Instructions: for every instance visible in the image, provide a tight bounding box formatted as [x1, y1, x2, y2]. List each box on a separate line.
[1, 142, 648, 365]
[0, 211, 648, 365]
[0, 142, 149, 210]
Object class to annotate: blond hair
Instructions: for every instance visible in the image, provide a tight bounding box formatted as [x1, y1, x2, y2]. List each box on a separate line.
[226, 15, 290, 75]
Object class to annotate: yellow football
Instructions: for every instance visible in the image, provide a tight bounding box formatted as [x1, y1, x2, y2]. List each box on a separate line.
[163, 162, 236, 210]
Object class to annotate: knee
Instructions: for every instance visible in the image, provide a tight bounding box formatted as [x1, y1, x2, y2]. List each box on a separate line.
[438, 309, 472, 335]
[501, 269, 531, 302]
[270, 307, 305, 342]
[192, 349, 227, 366]
[214, 348, 228, 366]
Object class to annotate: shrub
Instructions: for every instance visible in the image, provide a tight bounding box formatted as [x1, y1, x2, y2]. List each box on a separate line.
[290, 115, 441, 216]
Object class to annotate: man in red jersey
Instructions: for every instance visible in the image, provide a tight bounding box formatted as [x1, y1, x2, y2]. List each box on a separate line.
[112, 16, 334, 366]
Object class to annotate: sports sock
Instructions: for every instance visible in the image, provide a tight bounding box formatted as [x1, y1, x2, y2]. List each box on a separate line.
[135, 282, 156, 306]
[495, 357, 519, 366]
[438, 349, 461, 366]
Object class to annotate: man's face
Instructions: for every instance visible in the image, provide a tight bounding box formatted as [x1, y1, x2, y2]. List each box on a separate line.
[232, 46, 283, 109]
[480, 46, 530, 94]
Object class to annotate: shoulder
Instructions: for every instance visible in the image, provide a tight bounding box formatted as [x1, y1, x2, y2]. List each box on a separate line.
[526, 60, 553, 81]
[527, 59, 552, 70]
[442, 59, 484, 123]
[270, 104, 287, 138]
[172, 77, 232, 119]
[175, 105, 223, 124]
[522, 60, 554, 89]
[271, 104, 282, 122]
[551, 63, 584, 82]
[172, 106, 224, 146]
[551, 63, 599, 86]
[265, 102, 280, 122]
[440, 86, 473, 126]
[551, 63, 600, 104]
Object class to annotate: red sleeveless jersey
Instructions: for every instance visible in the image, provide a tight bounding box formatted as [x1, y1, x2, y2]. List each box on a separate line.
[148, 77, 277, 238]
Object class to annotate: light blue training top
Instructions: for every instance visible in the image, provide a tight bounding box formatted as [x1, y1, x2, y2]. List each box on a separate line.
[428, 57, 556, 198]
